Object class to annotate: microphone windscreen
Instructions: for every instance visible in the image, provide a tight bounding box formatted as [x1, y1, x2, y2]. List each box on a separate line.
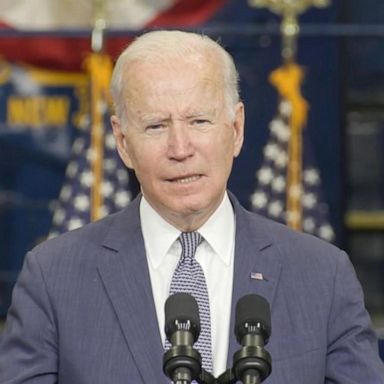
[235, 294, 271, 342]
[164, 293, 200, 340]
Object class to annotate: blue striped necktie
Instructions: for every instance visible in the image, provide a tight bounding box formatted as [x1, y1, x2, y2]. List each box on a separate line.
[167, 231, 213, 374]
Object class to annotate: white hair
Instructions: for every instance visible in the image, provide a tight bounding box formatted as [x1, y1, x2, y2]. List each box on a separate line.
[110, 30, 240, 124]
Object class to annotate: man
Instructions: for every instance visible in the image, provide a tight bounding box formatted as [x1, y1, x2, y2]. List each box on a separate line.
[0, 30, 383, 383]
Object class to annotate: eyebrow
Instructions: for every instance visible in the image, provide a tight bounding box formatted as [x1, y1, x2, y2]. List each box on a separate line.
[185, 109, 216, 118]
[141, 114, 172, 124]
[140, 109, 217, 124]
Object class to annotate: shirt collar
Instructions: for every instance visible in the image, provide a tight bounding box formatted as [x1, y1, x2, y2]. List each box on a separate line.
[140, 197, 180, 270]
[198, 193, 234, 266]
[140, 192, 235, 269]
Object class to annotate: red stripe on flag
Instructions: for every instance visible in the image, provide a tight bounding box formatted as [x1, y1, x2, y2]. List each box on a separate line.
[0, 21, 13, 29]
[0, 36, 133, 71]
[147, 0, 228, 27]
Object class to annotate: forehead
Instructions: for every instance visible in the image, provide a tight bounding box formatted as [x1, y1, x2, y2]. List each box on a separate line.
[122, 56, 225, 108]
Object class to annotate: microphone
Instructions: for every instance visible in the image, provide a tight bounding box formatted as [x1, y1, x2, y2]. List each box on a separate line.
[232, 294, 272, 384]
[163, 292, 202, 384]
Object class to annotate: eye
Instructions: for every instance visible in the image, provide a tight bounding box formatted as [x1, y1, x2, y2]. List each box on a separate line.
[192, 119, 211, 125]
[146, 123, 165, 131]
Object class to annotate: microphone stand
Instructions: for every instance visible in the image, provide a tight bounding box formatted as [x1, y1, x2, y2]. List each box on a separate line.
[163, 334, 271, 384]
[163, 344, 216, 384]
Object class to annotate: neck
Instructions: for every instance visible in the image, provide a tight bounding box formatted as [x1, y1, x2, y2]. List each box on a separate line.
[142, 193, 226, 233]
[163, 208, 216, 232]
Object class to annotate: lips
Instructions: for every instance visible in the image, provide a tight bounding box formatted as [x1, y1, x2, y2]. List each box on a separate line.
[168, 174, 202, 184]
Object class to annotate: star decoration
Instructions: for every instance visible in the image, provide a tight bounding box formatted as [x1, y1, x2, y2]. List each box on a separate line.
[251, 191, 268, 209]
[257, 167, 274, 185]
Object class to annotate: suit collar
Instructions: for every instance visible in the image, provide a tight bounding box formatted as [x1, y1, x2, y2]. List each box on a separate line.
[226, 192, 282, 368]
[97, 195, 169, 384]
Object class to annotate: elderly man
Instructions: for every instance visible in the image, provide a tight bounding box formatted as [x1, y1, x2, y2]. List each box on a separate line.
[0, 30, 383, 384]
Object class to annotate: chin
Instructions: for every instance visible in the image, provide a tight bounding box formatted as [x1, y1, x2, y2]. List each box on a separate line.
[176, 196, 218, 216]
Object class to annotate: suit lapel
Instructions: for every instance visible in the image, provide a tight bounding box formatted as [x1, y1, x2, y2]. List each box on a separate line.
[227, 195, 282, 367]
[97, 197, 168, 384]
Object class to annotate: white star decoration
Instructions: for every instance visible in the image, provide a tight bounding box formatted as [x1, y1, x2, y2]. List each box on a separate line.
[102, 181, 114, 198]
[279, 100, 292, 117]
[86, 148, 96, 162]
[115, 190, 131, 208]
[303, 217, 315, 232]
[100, 205, 109, 217]
[304, 168, 320, 185]
[59, 185, 72, 202]
[72, 137, 85, 155]
[274, 151, 288, 168]
[52, 208, 65, 225]
[268, 201, 283, 218]
[73, 195, 90, 212]
[66, 162, 78, 178]
[104, 158, 117, 171]
[68, 217, 84, 231]
[117, 169, 129, 183]
[105, 133, 116, 150]
[264, 143, 279, 159]
[271, 119, 290, 142]
[257, 167, 274, 185]
[302, 192, 317, 208]
[250, 191, 268, 209]
[271, 176, 286, 193]
[80, 171, 93, 187]
[318, 225, 334, 241]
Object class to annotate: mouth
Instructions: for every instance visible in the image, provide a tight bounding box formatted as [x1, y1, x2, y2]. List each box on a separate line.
[167, 174, 202, 184]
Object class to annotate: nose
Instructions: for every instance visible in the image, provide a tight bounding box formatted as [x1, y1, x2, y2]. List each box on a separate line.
[167, 124, 194, 161]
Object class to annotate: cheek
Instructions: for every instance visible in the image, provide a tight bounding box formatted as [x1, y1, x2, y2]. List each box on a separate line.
[128, 142, 164, 174]
[217, 130, 237, 159]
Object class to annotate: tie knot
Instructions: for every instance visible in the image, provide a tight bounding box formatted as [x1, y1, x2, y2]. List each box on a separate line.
[178, 232, 202, 261]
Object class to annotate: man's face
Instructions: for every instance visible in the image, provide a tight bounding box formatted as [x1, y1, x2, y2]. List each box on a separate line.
[111, 56, 244, 231]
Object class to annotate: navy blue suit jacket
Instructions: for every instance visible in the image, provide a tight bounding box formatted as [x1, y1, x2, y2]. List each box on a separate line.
[1, 193, 383, 383]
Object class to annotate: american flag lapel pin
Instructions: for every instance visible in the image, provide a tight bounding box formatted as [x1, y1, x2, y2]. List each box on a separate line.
[250, 272, 267, 281]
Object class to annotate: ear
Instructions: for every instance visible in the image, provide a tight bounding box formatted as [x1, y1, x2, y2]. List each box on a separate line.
[110, 115, 134, 169]
[232, 102, 245, 158]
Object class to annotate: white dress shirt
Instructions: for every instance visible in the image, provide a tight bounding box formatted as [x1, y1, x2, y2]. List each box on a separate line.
[140, 193, 235, 378]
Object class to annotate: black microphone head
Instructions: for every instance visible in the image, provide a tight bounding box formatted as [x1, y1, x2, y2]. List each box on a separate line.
[164, 293, 201, 343]
[235, 294, 271, 344]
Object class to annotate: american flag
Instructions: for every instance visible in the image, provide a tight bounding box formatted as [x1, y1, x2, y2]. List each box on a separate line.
[49, 109, 131, 237]
[49, 54, 131, 237]
[250, 99, 335, 242]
